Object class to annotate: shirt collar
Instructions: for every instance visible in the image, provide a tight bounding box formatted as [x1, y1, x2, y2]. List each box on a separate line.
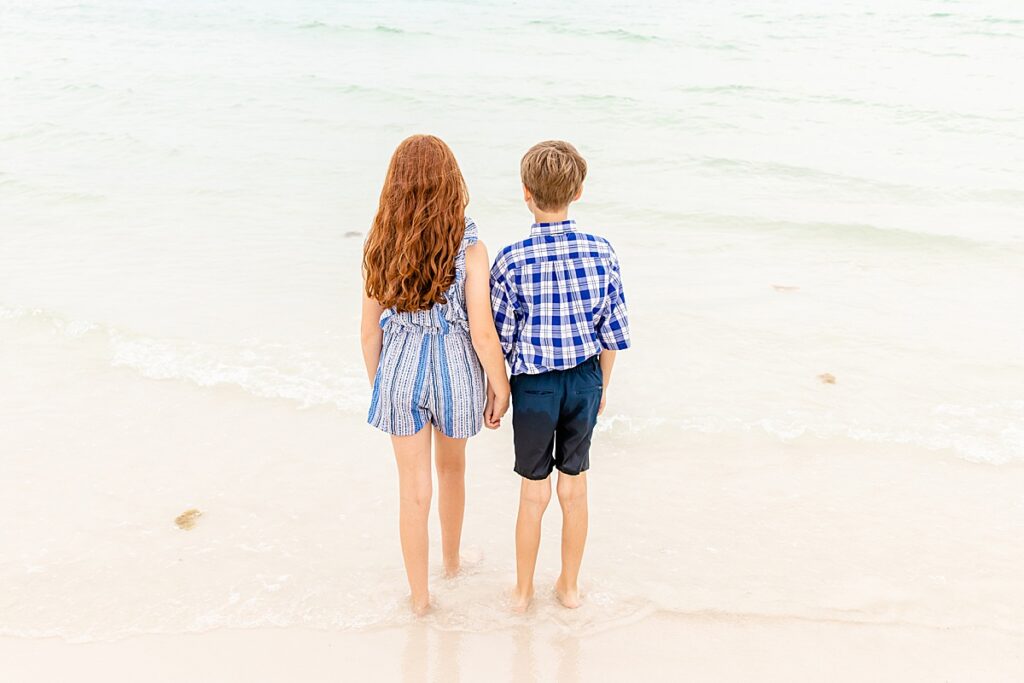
[530, 219, 576, 236]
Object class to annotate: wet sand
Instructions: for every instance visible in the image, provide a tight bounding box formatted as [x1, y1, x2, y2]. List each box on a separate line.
[3, 613, 1022, 682]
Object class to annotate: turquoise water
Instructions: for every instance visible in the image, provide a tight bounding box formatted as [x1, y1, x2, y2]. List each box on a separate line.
[2, 1, 1023, 465]
[2, 0, 1023, 463]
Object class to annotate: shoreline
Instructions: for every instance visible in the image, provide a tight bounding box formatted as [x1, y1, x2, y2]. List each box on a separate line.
[3, 611, 1022, 682]
[4, 320, 1023, 680]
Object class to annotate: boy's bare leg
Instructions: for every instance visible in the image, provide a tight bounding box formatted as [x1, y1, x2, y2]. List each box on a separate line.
[434, 429, 467, 577]
[555, 471, 588, 608]
[513, 477, 552, 612]
[392, 429, 433, 615]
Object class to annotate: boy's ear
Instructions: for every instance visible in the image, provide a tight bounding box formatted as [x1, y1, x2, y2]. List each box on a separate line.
[522, 184, 532, 203]
[574, 184, 583, 202]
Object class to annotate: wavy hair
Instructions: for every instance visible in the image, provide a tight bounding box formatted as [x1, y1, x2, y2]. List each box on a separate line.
[363, 135, 468, 313]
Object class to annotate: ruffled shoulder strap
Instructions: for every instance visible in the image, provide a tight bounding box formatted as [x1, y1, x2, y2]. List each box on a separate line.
[463, 216, 479, 248]
[453, 216, 478, 279]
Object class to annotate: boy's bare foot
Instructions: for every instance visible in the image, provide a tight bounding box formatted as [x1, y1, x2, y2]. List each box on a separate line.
[410, 596, 432, 616]
[511, 586, 534, 613]
[443, 562, 460, 578]
[554, 578, 581, 609]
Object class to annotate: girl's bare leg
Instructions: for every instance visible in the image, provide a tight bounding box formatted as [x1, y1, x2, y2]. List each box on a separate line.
[433, 429, 468, 577]
[392, 428, 433, 614]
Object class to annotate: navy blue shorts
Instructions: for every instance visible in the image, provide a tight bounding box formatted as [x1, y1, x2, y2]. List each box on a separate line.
[510, 356, 603, 480]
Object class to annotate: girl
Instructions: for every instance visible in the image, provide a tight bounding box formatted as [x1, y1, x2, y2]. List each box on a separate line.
[360, 135, 510, 614]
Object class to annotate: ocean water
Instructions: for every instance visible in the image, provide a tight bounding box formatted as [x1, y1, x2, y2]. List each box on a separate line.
[2, 0, 1023, 643]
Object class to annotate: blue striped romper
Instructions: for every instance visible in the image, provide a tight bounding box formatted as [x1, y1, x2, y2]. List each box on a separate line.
[367, 217, 486, 439]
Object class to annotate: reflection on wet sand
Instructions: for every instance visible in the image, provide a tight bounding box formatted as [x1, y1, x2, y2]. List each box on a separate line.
[555, 633, 581, 683]
[438, 629, 462, 683]
[395, 621, 586, 680]
[401, 623, 429, 683]
[513, 625, 537, 682]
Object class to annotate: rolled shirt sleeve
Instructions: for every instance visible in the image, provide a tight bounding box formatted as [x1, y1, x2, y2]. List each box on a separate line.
[597, 249, 631, 351]
[490, 261, 519, 361]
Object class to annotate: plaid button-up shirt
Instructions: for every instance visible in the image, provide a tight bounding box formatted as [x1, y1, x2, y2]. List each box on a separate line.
[490, 220, 631, 375]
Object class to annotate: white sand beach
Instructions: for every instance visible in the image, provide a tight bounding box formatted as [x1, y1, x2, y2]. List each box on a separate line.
[2, 326, 1023, 679]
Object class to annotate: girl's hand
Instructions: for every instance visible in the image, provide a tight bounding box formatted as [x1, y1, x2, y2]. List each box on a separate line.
[485, 383, 510, 429]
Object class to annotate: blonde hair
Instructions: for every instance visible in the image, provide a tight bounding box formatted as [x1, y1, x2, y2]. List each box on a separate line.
[520, 140, 587, 211]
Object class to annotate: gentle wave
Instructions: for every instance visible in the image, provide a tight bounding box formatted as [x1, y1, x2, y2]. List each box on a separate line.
[644, 209, 1023, 251]
[670, 82, 1024, 129]
[982, 16, 1024, 25]
[3, 573, 1018, 643]
[523, 20, 664, 43]
[108, 334, 368, 412]
[1, 305, 366, 412]
[599, 408, 1024, 466]
[3, 305, 1021, 464]
[295, 21, 412, 35]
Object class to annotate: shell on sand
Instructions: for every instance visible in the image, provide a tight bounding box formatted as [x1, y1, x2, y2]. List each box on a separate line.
[772, 284, 800, 292]
[174, 508, 202, 530]
[818, 373, 837, 384]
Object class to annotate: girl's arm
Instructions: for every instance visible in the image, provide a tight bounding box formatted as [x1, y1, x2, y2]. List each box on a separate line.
[464, 241, 511, 428]
[361, 291, 386, 386]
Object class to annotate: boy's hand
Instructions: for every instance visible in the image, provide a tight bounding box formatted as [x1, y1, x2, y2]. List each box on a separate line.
[485, 383, 510, 429]
[597, 351, 616, 417]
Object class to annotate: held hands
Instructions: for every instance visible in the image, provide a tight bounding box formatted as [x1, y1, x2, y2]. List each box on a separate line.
[484, 380, 510, 429]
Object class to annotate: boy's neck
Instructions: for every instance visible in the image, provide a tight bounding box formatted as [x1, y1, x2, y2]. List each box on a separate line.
[531, 206, 571, 224]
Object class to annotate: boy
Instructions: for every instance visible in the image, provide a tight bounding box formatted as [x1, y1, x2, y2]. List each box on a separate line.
[489, 140, 631, 611]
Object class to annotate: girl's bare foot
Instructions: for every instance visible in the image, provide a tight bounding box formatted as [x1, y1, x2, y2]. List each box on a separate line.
[410, 595, 432, 616]
[554, 577, 581, 609]
[511, 586, 534, 613]
[444, 548, 483, 578]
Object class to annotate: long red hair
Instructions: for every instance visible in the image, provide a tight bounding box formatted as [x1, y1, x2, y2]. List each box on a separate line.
[363, 135, 468, 313]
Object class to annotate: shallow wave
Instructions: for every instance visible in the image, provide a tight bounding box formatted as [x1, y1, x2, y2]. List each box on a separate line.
[3, 304, 1021, 465]
[294, 21, 415, 36]
[599, 408, 1024, 466]
[0, 554, 660, 642]
[671, 82, 1024, 129]
[1, 305, 367, 413]
[108, 333, 368, 412]
[523, 20, 664, 43]
[645, 208, 1023, 251]
[3, 576, 1018, 643]
[982, 16, 1024, 26]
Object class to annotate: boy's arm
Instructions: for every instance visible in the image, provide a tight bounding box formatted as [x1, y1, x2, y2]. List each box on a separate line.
[598, 350, 616, 415]
[596, 247, 631, 352]
[596, 245, 628, 416]
[489, 255, 519, 360]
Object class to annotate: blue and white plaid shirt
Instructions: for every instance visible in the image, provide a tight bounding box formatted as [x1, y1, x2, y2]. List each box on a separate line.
[490, 219, 631, 375]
